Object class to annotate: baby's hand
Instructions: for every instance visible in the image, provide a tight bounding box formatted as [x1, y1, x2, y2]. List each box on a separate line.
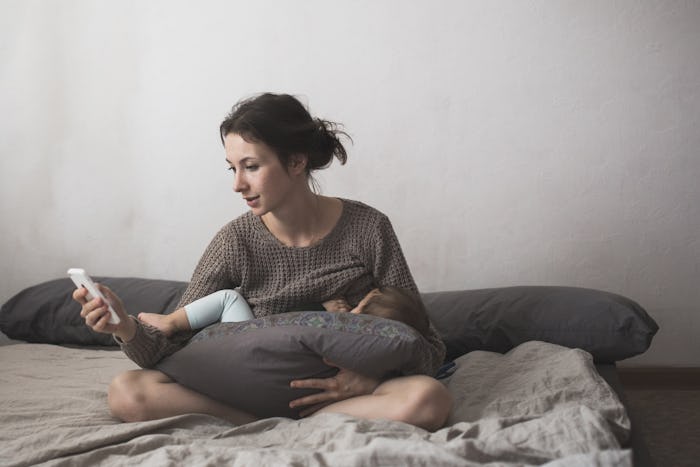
[138, 313, 177, 337]
[322, 298, 351, 312]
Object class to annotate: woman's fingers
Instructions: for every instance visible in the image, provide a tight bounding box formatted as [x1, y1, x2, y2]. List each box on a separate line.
[78, 285, 136, 341]
[98, 284, 128, 319]
[85, 306, 107, 328]
[91, 308, 112, 332]
[74, 288, 107, 324]
[289, 373, 340, 409]
[72, 284, 126, 335]
[79, 296, 104, 318]
[72, 287, 89, 305]
[288, 387, 338, 409]
[289, 362, 380, 415]
[74, 290, 115, 334]
[290, 376, 338, 390]
[99, 284, 122, 307]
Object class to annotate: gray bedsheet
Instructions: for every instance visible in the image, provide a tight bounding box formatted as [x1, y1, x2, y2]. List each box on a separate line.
[0, 341, 631, 466]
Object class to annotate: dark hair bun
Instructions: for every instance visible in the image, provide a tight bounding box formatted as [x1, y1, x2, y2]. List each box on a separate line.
[220, 93, 351, 174]
[309, 118, 348, 170]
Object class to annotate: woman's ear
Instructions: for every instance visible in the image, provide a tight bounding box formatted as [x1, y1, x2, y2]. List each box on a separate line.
[287, 153, 308, 175]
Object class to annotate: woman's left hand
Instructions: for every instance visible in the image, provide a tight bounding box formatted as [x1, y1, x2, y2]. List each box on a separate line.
[289, 359, 380, 417]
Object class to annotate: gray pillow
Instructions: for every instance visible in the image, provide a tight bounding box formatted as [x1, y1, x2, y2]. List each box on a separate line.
[1, 278, 658, 363]
[0, 277, 185, 346]
[421, 286, 658, 363]
[156, 311, 426, 419]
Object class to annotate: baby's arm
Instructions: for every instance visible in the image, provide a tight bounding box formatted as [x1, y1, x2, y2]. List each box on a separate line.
[138, 308, 191, 337]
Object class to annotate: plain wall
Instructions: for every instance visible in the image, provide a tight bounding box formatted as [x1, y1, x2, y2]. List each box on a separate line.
[1, 0, 699, 366]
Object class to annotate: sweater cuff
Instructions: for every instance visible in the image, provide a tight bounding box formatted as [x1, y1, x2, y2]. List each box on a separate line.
[115, 316, 158, 367]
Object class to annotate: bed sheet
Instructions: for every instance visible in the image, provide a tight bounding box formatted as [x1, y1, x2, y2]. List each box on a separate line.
[0, 341, 631, 466]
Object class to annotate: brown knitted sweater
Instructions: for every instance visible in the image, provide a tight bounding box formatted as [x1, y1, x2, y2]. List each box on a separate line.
[119, 199, 446, 374]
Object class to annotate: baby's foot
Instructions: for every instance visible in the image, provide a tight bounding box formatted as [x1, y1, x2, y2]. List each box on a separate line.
[138, 312, 177, 337]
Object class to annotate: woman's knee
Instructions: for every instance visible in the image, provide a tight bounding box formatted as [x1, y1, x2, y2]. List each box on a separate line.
[108, 370, 156, 422]
[395, 376, 453, 431]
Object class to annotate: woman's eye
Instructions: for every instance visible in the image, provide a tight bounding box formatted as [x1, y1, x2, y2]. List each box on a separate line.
[227, 167, 236, 173]
[245, 165, 259, 171]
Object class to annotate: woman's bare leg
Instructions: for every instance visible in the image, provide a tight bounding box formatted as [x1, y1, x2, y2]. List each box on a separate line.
[314, 375, 452, 431]
[108, 369, 258, 425]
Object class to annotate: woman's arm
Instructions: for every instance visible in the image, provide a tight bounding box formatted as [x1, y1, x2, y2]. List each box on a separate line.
[73, 284, 187, 368]
[289, 209, 447, 414]
[367, 214, 447, 375]
[366, 214, 421, 293]
[177, 225, 238, 309]
[117, 225, 238, 368]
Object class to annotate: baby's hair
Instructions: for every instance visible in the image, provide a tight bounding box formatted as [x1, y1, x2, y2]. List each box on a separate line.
[219, 93, 351, 181]
[363, 287, 430, 337]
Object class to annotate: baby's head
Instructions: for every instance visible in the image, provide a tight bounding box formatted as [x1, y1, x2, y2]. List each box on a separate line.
[353, 287, 430, 337]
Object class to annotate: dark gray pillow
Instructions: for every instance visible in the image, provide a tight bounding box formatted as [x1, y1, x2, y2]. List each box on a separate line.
[0, 277, 186, 346]
[156, 311, 427, 419]
[421, 286, 658, 363]
[1, 278, 658, 363]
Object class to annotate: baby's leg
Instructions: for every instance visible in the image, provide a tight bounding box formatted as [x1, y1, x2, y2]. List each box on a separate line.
[218, 290, 254, 323]
[185, 289, 254, 328]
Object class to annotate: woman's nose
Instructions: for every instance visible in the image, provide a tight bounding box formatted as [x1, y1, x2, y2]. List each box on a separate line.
[233, 172, 246, 192]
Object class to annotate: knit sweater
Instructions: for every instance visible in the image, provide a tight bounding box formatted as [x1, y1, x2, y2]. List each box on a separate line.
[119, 199, 446, 374]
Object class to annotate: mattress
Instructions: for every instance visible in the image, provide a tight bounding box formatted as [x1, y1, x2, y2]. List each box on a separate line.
[0, 338, 640, 466]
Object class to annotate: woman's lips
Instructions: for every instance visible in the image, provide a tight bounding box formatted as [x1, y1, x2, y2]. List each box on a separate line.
[245, 196, 260, 207]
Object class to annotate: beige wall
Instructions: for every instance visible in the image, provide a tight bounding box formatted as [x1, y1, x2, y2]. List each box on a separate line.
[2, 0, 699, 366]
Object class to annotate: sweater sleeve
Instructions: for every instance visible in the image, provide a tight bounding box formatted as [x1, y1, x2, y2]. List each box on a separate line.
[177, 225, 237, 308]
[117, 226, 237, 368]
[116, 316, 194, 368]
[369, 215, 447, 375]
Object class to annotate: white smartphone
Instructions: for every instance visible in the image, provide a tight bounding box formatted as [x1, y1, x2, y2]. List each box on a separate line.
[67, 268, 121, 324]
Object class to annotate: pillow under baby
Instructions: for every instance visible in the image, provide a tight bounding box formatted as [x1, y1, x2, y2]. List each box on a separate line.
[155, 311, 428, 419]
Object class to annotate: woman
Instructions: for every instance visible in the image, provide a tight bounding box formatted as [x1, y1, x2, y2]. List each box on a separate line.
[75, 93, 451, 430]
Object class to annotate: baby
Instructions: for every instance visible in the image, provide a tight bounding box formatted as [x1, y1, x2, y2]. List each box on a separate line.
[138, 286, 429, 337]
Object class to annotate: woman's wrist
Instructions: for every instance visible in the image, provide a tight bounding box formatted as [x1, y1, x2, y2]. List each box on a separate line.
[113, 316, 137, 343]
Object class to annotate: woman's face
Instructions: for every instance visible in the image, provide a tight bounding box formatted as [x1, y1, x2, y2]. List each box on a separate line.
[224, 133, 301, 216]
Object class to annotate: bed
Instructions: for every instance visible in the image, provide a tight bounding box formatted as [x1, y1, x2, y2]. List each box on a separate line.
[1, 278, 658, 466]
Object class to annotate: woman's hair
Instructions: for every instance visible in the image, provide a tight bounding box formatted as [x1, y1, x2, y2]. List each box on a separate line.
[219, 93, 350, 182]
[363, 287, 430, 337]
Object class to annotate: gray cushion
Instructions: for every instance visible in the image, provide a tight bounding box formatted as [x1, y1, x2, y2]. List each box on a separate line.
[1, 278, 658, 363]
[422, 286, 658, 363]
[156, 311, 426, 419]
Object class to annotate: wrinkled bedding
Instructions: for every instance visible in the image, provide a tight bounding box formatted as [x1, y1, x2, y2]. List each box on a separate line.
[0, 341, 631, 466]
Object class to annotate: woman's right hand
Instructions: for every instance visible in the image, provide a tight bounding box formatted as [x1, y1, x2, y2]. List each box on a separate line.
[73, 285, 136, 342]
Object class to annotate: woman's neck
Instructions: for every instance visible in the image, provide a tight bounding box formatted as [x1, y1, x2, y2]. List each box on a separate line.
[261, 191, 342, 247]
